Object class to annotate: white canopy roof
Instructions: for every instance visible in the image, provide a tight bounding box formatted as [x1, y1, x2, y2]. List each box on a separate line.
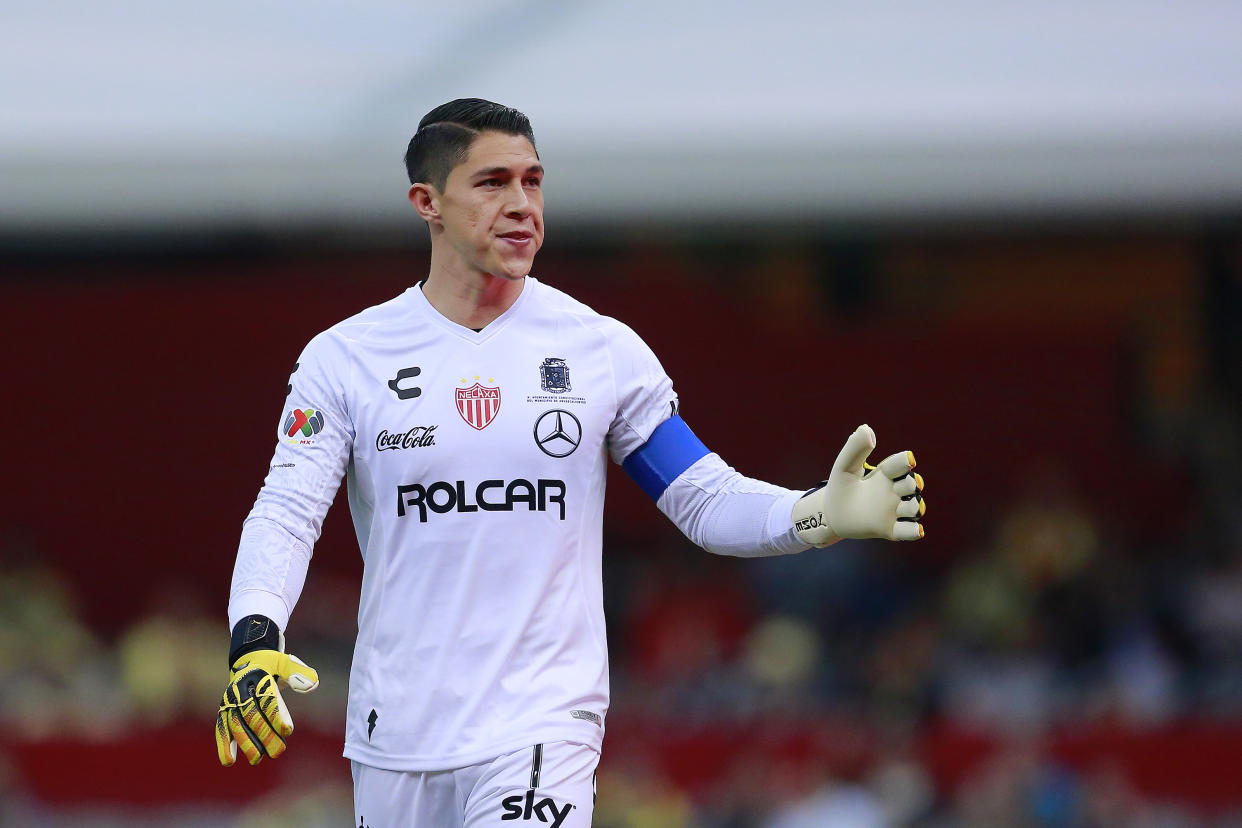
[5, 0, 1241, 231]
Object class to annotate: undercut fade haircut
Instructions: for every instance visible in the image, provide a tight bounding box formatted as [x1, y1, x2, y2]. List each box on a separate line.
[404, 98, 537, 191]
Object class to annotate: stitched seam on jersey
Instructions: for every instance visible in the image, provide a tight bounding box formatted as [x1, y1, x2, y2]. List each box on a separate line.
[565, 310, 613, 665]
[572, 464, 609, 670]
[596, 317, 622, 456]
[560, 303, 630, 464]
[322, 328, 359, 444]
[342, 726, 603, 773]
[570, 306, 620, 427]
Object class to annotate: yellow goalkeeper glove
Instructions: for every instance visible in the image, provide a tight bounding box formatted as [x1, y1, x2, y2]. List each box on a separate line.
[792, 424, 926, 546]
[215, 615, 319, 767]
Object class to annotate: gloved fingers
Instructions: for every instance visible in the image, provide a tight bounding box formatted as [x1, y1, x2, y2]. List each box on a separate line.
[215, 705, 239, 767]
[914, 472, 924, 492]
[831, 424, 876, 477]
[875, 450, 916, 479]
[240, 707, 287, 761]
[891, 521, 924, 541]
[261, 683, 295, 736]
[278, 653, 321, 693]
[224, 675, 280, 765]
[896, 497, 923, 519]
[225, 699, 266, 765]
[893, 475, 917, 497]
[240, 677, 291, 759]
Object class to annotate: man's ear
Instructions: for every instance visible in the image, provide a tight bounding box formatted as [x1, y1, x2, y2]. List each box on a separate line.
[408, 183, 440, 224]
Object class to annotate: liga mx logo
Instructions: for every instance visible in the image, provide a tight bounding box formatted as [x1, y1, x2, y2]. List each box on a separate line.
[283, 408, 324, 438]
[456, 382, 501, 430]
[539, 358, 571, 394]
[282, 408, 324, 445]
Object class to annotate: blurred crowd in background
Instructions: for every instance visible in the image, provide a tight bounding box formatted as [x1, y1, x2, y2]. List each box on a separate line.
[3, 231, 1241, 826]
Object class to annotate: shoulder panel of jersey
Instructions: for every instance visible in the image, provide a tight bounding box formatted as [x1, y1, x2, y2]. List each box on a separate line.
[518, 280, 679, 466]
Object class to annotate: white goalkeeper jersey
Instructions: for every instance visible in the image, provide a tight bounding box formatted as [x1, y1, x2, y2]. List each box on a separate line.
[229, 277, 677, 770]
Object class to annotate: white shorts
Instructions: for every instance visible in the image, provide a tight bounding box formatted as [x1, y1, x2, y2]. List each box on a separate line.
[351, 741, 598, 828]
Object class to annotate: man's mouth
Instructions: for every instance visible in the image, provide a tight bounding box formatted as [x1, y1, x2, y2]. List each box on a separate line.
[497, 230, 534, 249]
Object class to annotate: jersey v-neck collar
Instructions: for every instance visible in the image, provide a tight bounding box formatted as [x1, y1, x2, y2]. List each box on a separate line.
[409, 277, 536, 345]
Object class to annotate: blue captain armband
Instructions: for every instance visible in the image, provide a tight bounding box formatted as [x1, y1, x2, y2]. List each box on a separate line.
[622, 415, 711, 502]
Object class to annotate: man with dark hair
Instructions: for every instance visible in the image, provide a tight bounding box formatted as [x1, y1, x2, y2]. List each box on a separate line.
[215, 98, 926, 827]
[404, 98, 538, 191]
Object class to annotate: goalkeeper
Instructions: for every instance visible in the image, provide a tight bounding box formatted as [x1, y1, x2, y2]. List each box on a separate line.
[217, 98, 926, 827]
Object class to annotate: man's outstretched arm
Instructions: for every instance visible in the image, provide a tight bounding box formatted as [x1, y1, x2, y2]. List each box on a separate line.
[623, 416, 926, 557]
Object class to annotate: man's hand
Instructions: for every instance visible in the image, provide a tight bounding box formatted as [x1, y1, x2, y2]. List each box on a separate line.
[792, 424, 926, 546]
[215, 619, 319, 766]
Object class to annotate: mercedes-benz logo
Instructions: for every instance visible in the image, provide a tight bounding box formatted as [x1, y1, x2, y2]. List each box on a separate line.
[533, 409, 582, 458]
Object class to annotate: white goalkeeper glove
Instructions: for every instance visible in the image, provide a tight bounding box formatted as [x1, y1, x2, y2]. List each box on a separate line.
[215, 616, 319, 766]
[792, 424, 926, 546]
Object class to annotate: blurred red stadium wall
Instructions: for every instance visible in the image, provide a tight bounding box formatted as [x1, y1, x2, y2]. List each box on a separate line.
[2, 242, 1176, 634]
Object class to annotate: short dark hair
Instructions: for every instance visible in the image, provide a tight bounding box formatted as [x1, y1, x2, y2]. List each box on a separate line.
[404, 99, 537, 190]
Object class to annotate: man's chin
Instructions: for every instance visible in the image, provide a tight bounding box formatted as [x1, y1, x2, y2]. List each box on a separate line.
[488, 256, 536, 281]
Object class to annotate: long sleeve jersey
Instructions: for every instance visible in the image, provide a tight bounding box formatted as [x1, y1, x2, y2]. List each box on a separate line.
[229, 277, 680, 770]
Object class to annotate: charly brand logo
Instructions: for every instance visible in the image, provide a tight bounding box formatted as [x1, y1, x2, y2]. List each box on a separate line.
[456, 377, 501, 430]
[501, 790, 575, 826]
[388, 366, 422, 400]
[539, 357, 571, 394]
[282, 408, 324, 444]
[533, 409, 582, 458]
[375, 425, 438, 451]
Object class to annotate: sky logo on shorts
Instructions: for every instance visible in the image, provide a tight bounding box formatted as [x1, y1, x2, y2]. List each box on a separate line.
[456, 379, 501, 430]
[282, 408, 324, 445]
[501, 790, 575, 826]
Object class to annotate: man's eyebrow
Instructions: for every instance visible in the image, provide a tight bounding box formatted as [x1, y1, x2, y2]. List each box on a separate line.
[471, 164, 545, 178]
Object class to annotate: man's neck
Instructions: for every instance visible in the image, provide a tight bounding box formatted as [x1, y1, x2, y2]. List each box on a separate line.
[421, 264, 525, 330]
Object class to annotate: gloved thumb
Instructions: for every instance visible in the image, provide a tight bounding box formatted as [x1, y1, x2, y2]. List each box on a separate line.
[274, 652, 320, 693]
[831, 424, 877, 478]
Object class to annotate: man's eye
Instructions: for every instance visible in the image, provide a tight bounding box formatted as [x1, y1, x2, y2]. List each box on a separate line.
[524, 178, 541, 188]
[480, 178, 502, 188]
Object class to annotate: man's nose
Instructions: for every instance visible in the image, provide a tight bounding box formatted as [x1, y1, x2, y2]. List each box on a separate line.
[504, 181, 531, 216]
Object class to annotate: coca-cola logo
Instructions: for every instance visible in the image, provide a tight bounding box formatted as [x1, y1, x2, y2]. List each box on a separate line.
[376, 425, 438, 452]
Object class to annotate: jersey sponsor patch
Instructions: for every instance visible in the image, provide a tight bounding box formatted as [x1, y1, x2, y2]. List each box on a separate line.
[375, 425, 438, 452]
[281, 407, 324, 445]
[396, 478, 566, 522]
[533, 410, 582, 458]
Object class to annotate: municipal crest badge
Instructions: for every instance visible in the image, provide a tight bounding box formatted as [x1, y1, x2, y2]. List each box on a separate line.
[456, 382, 501, 430]
[539, 358, 572, 394]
